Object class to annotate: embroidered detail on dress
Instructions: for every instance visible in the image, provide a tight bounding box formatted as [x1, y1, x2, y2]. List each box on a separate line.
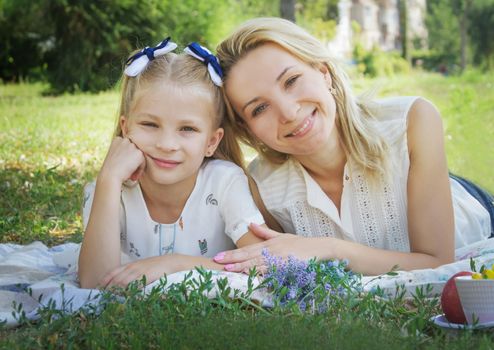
[82, 192, 90, 209]
[354, 174, 380, 247]
[290, 200, 338, 238]
[379, 177, 409, 251]
[198, 239, 208, 255]
[129, 242, 141, 257]
[205, 193, 218, 206]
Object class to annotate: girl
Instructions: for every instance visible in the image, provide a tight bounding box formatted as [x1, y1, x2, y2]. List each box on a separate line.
[78, 38, 265, 289]
[212, 18, 493, 275]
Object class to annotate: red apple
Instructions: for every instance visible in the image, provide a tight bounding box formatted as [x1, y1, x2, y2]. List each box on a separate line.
[441, 271, 473, 324]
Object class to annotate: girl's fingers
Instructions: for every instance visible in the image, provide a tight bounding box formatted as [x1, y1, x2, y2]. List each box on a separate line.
[100, 265, 126, 288]
[129, 160, 146, 181]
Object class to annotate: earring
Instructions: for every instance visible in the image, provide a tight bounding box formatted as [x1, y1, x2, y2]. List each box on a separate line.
[328, 85, 336, 95]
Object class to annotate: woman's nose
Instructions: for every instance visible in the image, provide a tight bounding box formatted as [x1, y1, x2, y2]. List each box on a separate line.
[277, 99, 300, 124]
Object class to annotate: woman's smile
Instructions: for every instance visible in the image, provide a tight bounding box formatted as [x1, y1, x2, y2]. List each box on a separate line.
[285, 110, 316, 138]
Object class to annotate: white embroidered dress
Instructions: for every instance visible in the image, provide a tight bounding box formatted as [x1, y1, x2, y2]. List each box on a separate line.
[249, 96, 491, 252]
[83, 159, 265, 264]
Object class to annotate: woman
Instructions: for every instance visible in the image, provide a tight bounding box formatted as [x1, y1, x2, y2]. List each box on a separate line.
[211, 17, 493, 275]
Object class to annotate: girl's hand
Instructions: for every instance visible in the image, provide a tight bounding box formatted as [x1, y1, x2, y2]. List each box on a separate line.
[99, 137, 145, 184]
[100, 255, 175, 288]
[213, 223, 326, 273]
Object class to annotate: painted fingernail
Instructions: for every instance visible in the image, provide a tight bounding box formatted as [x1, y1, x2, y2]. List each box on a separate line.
[213, 252, 225, 262]
[224, 264, 234, 271]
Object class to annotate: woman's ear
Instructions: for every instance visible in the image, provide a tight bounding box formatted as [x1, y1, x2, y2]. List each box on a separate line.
[206, 128, 225, 157]
[119, 116, 128, 137]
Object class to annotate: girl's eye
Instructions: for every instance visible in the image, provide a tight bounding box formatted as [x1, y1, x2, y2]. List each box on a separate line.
[252, 104, 268, 117]
[181, 126, 197, 132]
[141, 121, 158, 128]
[285, 75, 300, 88]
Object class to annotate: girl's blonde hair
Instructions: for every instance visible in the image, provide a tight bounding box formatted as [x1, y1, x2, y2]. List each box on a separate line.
[216, 17, 389, 179]
[115, 52, 245, 169]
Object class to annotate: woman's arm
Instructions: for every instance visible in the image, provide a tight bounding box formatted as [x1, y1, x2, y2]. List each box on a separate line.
[214, 99, 455, 275]
[78, 137, 145, 288]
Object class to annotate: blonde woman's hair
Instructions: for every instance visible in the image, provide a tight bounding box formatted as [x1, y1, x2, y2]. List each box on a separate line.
[216, 17, 389, 180]
[115, 52, 245, 169]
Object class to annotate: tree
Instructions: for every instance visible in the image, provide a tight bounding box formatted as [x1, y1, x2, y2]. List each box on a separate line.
[452, 0, 473, 71]
[296, 0, 339, 42]
[280, 0, 296, 22]
[468, 0, 494, 69]
[0, 0, 52, 82]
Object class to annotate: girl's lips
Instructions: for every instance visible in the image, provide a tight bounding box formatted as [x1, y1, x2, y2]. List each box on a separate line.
[286, 110, 316, 138]
[150, 156, 180, 168]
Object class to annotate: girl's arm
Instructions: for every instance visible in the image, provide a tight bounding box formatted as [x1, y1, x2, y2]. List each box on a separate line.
[78, 137, 145, 288]
[214, 99, 455, 275]
[101, 223, 270, 288]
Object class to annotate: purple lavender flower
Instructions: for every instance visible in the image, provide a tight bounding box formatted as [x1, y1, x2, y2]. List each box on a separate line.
[262, 249, 362, 312]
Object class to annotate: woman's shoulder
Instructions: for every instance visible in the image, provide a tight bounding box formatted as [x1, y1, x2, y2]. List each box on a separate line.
[248, 156, 294, 183]
[367, 96, 421, 122]
[248, 156, 306, 198]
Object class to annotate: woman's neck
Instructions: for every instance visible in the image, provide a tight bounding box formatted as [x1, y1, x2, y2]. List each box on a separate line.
[294, 126, 347, 180]
[139, 173, 198, 224]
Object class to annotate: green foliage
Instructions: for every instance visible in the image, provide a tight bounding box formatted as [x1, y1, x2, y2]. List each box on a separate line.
[0, 0, 52, 82]
[353, 44, 411, 78]
[43, 0, 171, 93]
[0, 0, 277, 94]
[425, 0, 461, 70]
[296, 0, 338, 42]
[468, 1, 494, 70]
[425, 0, 494, 71]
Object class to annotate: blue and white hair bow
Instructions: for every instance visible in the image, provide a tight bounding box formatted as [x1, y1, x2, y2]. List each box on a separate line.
[124, 37, 178, 77]
[184, 42, 223, 86]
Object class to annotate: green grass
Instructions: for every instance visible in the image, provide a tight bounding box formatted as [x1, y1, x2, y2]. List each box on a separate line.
[1, 71, 494, 347]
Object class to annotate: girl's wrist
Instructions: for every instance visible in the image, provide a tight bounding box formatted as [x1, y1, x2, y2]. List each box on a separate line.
[96, 170, 126, 188]
[95, 173, 125, 194]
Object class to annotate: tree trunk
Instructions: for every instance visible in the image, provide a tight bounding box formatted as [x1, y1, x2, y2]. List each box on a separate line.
[398, 0, 411, 64]
[459, 0, 473, 71]
[280, 0, 296, 22]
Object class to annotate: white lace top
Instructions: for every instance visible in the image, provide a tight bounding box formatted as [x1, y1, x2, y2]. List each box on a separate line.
[249, 96, 491, 251]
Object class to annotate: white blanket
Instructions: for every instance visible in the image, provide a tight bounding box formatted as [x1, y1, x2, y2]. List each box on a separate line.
[2, 238, 494, 328]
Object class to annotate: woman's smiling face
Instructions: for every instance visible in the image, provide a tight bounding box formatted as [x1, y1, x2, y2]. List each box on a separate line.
[224, 43, 337, 157]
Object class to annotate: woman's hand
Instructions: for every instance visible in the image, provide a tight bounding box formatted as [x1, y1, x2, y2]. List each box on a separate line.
[213, 223, 328, 273]
[98, 136, 146, 185]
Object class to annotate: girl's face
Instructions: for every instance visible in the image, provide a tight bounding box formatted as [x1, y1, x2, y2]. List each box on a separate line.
[225, 44, 337, 158]
[121, 83, 223, 189]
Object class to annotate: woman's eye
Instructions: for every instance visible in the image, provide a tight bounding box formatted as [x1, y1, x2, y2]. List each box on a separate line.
[285, 75, 300, 88]
[252, 104, 268, 117]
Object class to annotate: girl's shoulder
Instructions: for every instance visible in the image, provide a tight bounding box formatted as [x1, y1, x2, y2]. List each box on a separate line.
[202, 159, 245, 177]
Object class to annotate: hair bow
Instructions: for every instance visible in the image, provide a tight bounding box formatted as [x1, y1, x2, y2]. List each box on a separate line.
[184, 42, 223, 86]
[124, 37, 178, 77]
